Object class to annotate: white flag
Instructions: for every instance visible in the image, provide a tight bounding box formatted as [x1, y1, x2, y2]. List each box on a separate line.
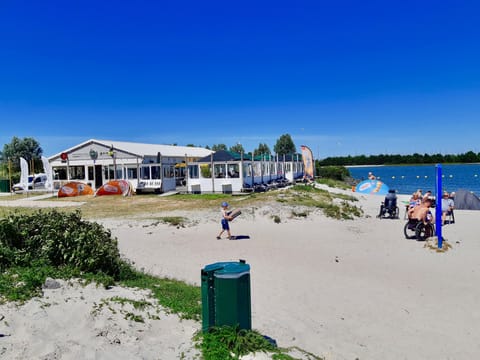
[20, 157, 29, 192]
[41, 156, 54, 191]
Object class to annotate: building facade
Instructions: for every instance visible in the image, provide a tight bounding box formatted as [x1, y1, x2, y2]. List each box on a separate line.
[48, 139, 213, 193]
[186, 151, 304, 193]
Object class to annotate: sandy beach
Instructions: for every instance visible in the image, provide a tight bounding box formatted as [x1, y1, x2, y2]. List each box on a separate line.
[1, 187, 480, 359]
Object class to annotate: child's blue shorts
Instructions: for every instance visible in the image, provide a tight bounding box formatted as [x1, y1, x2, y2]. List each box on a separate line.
[221, 218, 230, 230]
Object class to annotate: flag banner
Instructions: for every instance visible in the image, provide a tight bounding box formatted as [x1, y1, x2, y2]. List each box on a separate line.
[20, 157, 29, 192]
[41, 156, 54, 191]
[301, 145, 314, 179]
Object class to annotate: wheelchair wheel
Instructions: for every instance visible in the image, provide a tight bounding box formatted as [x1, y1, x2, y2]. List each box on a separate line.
[392, 206, 400, 219]
[415, 222, 435, 241]
[377, 204, 385, 219]
[404, 221, 417, 239]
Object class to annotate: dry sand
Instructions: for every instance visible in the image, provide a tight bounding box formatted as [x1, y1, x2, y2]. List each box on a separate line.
[0, 280, 199, 359]
[1, 187, 480, 359]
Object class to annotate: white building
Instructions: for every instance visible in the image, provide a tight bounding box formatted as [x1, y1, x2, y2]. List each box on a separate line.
[48, 139, 213, 193]
[186, 150, 304, 194]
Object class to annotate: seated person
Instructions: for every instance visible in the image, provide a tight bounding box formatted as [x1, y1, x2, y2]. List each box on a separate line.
[423, 190, 437, 208]
[385, 189, 397, 208]
[409, 197, 434, 224]
[379, 189, 397, 217]
[408, 192, 420, 209]
[441, 191, 455, 224]
[423, 190, 432, 200]
[415, 189, 423, 200]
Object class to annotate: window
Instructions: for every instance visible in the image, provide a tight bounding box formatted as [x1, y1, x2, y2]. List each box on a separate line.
[188, 165, 199, 179]
[152, 166, 161, 179]
[140, 166, 150, 180]
[243, 163, 252, 178]
[200, 164, 211, 178]
[214, 164, 226, 178]
[54, 167, 67, 180]
[227, 164, 240, 178]
[253, 163, 261, 177]
[163, 165, 174, 178]
[126, 167, 138, 179]
[262, 162, 267, 175]
[69, 166, 85, 180]
[106, 165, 115, 180]
[88, 166, 94, 181]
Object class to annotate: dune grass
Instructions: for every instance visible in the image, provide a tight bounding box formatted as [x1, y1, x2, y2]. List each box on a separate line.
[2, 183, 362, 222]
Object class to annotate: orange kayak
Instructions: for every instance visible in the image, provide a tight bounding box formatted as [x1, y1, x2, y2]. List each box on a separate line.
[58, 181, 94, 197]
[95, 180, 132, 196]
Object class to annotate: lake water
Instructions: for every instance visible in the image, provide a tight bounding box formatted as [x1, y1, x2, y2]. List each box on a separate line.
[347, 164, 480, 195]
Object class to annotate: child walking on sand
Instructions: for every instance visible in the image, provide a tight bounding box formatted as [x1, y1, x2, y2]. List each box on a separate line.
[217, 201, 233, 239]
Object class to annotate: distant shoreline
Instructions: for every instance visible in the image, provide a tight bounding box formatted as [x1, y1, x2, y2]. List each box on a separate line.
[345, 162, 480, 168]
[344, 162, 480, 168]
[346, 164, 385, 168]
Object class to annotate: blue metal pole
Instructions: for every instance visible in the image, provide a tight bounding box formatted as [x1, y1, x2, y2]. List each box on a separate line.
[435, 164, 443, 248]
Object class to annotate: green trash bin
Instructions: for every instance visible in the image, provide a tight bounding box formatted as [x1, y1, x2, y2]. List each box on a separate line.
[201, 260, 251, 332]
[0, 179, 10, 193]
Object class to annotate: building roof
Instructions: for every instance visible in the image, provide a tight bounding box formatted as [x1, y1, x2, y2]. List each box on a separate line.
[195, 150, 302, 163]
[49, 139, 213, 161]
[196, 150, 243, 162]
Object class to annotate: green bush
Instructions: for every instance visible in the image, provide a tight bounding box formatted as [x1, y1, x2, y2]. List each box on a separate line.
[0, 209, 123, 278]
[317, 166, 350, 181]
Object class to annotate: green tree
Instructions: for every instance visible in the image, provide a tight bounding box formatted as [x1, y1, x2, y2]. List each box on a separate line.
[2, 137, 43, 172]
[317, 151, 480, 166]
[211, 144, 227, 151]
[229, 143, 245, 154]
[273, 134, 296, 155]
[253, 143, 271, 156]
[459, 151, 478, 163]
[0, 150, 6, 178]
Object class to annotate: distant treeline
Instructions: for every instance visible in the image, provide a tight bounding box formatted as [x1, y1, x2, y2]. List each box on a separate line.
[317, 151, 480, 166]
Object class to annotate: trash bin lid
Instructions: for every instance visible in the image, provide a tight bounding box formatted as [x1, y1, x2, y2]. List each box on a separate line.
[204, 261, 250, 279]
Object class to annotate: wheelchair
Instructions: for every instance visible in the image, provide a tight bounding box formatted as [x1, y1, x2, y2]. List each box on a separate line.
[377, 199, 400, 219]
[403, 219, 435, 241]
[443, 209, 455, 225]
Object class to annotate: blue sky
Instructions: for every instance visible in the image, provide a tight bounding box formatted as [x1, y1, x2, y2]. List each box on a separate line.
[1, 0, 479, 159]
